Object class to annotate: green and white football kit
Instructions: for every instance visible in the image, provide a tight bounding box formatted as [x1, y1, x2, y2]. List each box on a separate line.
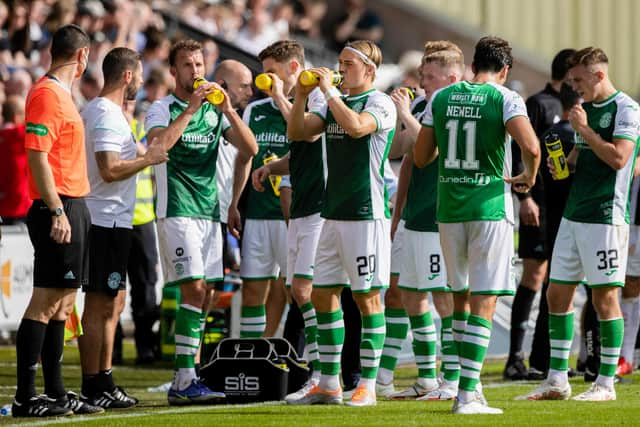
[285, 89, 326, 287]
[398, 96, 447, 293]
[550, 92, 640, 288]
[145, 94, 231, 286]
[422, 80, 527, 397]
[389, 220, 405, 277]
[543, 91, 640, 397]
[422, 81, 526, 295]
[311, 89, 396, 293]
[145, 92, 231, 390]
[240, 98, 291, 281]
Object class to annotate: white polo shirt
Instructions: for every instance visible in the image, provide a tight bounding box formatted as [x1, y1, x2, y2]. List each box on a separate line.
[82, 97, 138, 229]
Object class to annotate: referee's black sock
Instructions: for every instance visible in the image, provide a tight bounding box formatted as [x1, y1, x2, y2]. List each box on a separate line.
[100, 369, 116, 392]
[41, 319, 67, 399]
[509, 285, 537, 359]
[15, 318, 47, 402]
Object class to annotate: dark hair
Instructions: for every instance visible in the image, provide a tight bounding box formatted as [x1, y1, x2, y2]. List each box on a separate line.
[145, 67, 167, 87]
[258, 40, 305, 64]
[50, 24, 90, 60]
[144, 27, 167, 52]
[472, 36, 513, 73]
[168, 39, 202, 67]
[568, 47, 609, 68]
[559, 83, 580, 111]
[551, 49, 577, 81]
[102, 47, 141, 86]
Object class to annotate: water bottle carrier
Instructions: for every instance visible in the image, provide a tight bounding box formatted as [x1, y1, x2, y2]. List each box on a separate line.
[200, 337, 310, 403]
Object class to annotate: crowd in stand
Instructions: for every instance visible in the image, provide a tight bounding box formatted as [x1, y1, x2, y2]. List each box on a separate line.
[2, 0, 640, 420]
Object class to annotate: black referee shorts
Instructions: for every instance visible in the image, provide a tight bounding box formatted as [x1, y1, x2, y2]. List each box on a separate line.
[84, 224, 132, 297]
[27, 198, 90, 289]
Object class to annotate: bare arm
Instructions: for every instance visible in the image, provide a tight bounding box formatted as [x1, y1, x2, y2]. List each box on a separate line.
[95, 141, 167, 183]
[504, 116, 541, 193]
[413, 126, 438, 168]
[227, 152, 252, 239]
[146, 84, 212, 151]
[570, 105, 635, 170]
[388, 90, 420, 159]
[252, 154, 291, 192]
[391, 154, 412, 240]
[223, 110, 258, 158]
[279, 186, 292, 223]
[27, 150, 70, 244]
[288, 80, 325, 141]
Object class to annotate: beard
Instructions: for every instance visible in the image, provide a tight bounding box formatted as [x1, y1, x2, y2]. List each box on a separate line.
[125, 81, 140, 101]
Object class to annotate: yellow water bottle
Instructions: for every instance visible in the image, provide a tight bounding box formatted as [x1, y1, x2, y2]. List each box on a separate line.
[545, 132, 569, 180]
[262, 151, 282, 197]
[193, 77, 224, 105]
[255, 73, 273, 91]
[402, 87, 415, 101]
[299, 70, 343, 87]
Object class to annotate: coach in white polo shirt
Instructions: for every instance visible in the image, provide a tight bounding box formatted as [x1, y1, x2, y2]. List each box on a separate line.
[79, 47, 167, 409]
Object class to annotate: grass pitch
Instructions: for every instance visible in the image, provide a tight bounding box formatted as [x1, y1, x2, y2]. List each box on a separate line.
[0, 342, 638, 426]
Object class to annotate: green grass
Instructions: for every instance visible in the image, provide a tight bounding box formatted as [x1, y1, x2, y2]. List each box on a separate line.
[0, 342, 639, 426]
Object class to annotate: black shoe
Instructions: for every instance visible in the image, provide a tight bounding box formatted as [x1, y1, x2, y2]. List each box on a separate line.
[55, 391, 105, 415]
[82, 386, 138, 409]
[503, 355, 528, 380]
[12, 395, 73, 418]
[567, 368, 578, 378]
[527, 367, 547, 381]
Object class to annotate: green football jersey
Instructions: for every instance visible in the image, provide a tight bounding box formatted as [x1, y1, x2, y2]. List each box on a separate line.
[422, 81, 527, 223]
[145, 94, 230, 220]
[289, 89, 326, 219]
[243, 98, 291, 220]
[289, 138, 324, 218]
[402, 95, 438, 232]
[311, 89, 396, 220]
[564, 91, 640, 225]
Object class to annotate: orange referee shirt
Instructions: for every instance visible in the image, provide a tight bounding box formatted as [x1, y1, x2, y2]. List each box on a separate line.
[25, 76, 89, 199]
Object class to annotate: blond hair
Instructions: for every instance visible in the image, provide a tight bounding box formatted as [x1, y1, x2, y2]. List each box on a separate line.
[568, 47, 608, 68]
[422, 41, 464, 70]
[345, 40, 383, 68]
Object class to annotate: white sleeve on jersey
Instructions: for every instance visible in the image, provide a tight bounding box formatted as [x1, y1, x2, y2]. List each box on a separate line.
[613, 97, 640, 142]
[383, 159, 398, 198]
[221, 112, 231, 132]
[144, 98, 170, 131]
[310, 97, 328, 121]
[242, 101, 254, 125]
[422, 96, 435, 127]
[307, 87, 326, 112]
[502, 89, 528, 124]
[364, 92, 397, 132]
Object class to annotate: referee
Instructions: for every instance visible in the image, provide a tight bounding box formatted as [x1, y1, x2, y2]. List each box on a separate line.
[13, 25, 102, 418]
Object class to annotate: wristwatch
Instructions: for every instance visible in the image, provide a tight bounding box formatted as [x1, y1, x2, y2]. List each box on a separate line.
[50, 207, 64, 217]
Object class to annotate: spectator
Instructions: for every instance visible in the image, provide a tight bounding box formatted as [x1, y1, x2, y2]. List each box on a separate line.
[292, 0, 328, 40]
[0, 95, 30, 224]
[75, 0, 106, 37]
[5, 68, 33, 97]
[234, 8, 280, 55]
[333, 0, 383, 51]
[141, 27, 170, 80]
[203, 39, 220, 80]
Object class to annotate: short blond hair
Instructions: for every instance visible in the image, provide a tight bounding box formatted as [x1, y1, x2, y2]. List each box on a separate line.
[568, 47, 608, 68]
[422, 41, 464, 69]
[345, 40, 383, 68]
